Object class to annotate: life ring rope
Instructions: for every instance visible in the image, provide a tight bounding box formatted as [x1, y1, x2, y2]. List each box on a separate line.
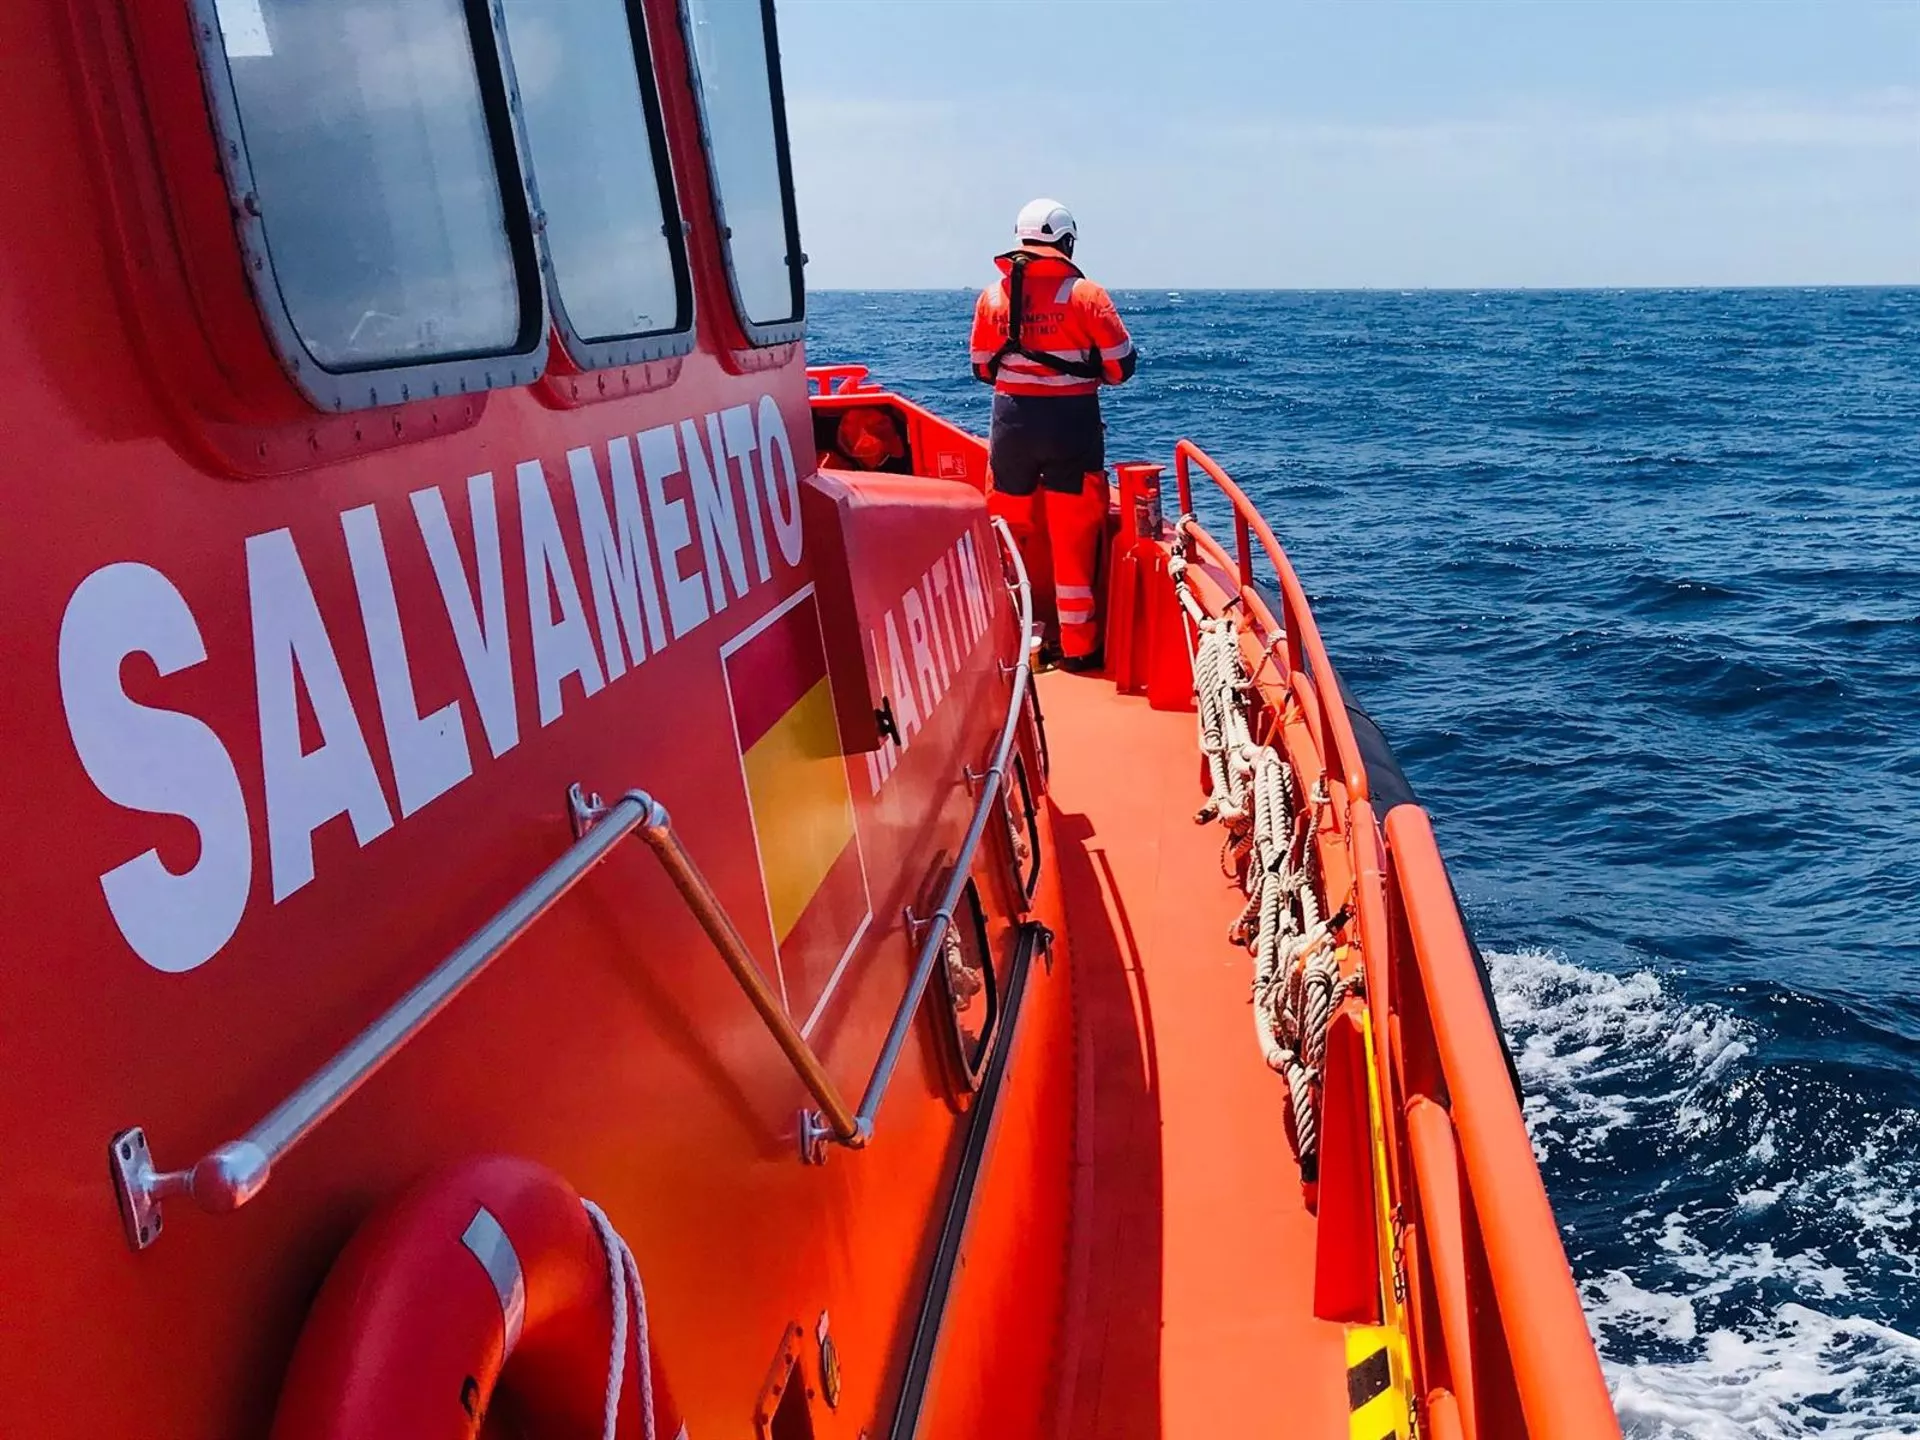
[584, 1198, 657, 1440]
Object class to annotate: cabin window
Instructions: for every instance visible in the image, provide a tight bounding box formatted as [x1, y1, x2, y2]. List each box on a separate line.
[1004, 753, 1042, 904]
[1023, 682, 1052, 790]
[498, 0, 692, 357]
[199, 0, 544, 408]
[680, 0, 805, 339]
[937, 879, 1000, 1091]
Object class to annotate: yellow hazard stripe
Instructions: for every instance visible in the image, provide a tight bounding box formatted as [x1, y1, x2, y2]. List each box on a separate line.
[1353, 995, 1416, 1439]
[1346, 1325, 1411, 1440]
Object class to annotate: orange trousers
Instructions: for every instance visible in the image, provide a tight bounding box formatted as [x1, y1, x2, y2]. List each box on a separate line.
[988, 475, 1106, 659]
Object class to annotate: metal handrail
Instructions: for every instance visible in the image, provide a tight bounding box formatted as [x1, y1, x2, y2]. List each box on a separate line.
[110, 516, 1033, 1249]
[809, 515, 1036, 1152]
[109, 787, 862, 1251]
[1172, 439, 1370, 804]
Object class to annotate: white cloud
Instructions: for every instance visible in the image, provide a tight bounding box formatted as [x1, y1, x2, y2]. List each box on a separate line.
[1188, 89, 1920, 156]
[788, 90, 1920, 288]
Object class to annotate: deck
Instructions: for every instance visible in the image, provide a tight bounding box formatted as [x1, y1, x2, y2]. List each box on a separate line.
[1042, 671, 1351, 1438]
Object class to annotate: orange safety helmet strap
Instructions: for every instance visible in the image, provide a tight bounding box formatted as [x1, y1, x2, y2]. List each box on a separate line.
[985, 251, 1108, 383]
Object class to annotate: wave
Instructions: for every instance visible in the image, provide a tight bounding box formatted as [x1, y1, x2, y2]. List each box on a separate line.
[1600, 1283, 1920, 1439]
[1489, 948, 1920, 1437]
[811, 289, 1920, 1432]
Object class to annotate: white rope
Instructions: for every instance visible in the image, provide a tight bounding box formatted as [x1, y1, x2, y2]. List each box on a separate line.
[1193, 618, 1256, 824]
[1178, 554, 1353, 1175]
[583, 1198, 657, 1440]
[943, 923, 984, 1006]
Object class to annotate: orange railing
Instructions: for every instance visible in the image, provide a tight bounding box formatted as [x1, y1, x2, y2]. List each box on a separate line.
[806, 363, 881, 397]
[1174, 442, 1618, 1438]
[1383, 806, 1618, 1437]
[1173, 440, 1370, 804]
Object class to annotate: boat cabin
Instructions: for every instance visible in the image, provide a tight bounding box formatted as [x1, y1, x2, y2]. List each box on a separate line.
[0, 0, 1618, 1436]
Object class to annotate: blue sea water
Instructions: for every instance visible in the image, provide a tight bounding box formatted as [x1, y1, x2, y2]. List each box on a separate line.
[810, 287, 1920, 1438]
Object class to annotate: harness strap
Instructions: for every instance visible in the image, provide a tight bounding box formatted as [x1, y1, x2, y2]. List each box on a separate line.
[986, 251, 1108, 383]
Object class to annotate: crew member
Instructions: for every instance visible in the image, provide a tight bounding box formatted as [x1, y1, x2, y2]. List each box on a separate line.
[969, 198, 1135, 670]
[835, 406, 909, 473]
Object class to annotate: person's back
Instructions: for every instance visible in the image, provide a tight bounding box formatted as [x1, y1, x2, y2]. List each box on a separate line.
[968, 199, 1135, 669]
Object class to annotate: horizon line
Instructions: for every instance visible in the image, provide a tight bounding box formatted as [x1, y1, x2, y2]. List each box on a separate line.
[814, 282, 1920, 294]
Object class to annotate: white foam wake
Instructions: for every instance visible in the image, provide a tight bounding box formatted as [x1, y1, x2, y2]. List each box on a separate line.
[1595, 1273, 1920, 1438]
[1484, 947, 1920, 1438]
[1490, 947, 1751, 1160]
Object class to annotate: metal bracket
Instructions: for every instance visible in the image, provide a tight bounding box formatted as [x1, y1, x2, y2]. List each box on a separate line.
[568, 782, 610, 839]
[1034, 923, 1057, 972]
[798, 1108, 833, 1165]
[108, 1127, 269, 1252]
[1390, 1203, 1410, 1306]
[110, 1128, 166, 1251]
[753, 1321, 810, 1436]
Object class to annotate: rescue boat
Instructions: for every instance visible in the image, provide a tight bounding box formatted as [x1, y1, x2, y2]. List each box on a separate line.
[2, 0, 1622, 1435]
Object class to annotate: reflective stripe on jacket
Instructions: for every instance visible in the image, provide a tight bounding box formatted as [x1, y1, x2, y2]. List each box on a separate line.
[969, 248, 1136, 398]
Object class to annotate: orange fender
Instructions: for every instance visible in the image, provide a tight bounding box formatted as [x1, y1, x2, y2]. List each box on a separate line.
[1313, 1003, 1382, 1324]
[1406, 1096, 1478, 1439]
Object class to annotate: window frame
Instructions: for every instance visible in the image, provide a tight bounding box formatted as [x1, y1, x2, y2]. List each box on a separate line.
[510, 0, 697, 370]
[935, 878, 1001, 1092]
[187, 0, 550, 413]
[1020, 681, 1051, 792]
[676, 0, 807, 347]
[1002, 751, 1043, 905]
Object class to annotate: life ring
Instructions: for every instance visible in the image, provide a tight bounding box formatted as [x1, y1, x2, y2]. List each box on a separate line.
[270, 1155, 681, 1440]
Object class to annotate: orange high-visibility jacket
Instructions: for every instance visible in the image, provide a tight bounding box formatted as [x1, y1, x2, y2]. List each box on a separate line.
[969, 249, 1136, 398]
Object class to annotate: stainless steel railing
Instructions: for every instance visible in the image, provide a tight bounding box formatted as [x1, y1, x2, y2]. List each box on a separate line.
[109, 786, 860, 1250]
[816, 516, 1037, 1153]
[108, 516, 1036, 1250]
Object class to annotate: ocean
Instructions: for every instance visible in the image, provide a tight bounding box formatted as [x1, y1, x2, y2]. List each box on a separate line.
[809, 287, 1920, 1438]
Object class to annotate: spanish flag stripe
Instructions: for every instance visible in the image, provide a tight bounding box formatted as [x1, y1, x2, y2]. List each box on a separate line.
[740, 675, 856, 942]
[789, 840, 875, 1034]
[723, 589, 871, 1026]
[729, 594, 830, 753]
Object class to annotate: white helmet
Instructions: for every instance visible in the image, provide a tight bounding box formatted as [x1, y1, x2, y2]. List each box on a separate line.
[1014, 198, 1077, 248]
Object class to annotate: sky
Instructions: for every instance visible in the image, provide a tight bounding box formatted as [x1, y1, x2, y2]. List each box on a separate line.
[776, 0, 1920, 289]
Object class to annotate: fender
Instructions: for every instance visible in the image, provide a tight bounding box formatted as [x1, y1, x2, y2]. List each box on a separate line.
[270, 1156, 679, 1440]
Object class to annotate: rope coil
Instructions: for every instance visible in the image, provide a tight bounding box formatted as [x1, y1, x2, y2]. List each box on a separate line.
[1194, 618, 1257, 824]
[943, 924, 984, 1006]
[1180, 567, 1348, 1177]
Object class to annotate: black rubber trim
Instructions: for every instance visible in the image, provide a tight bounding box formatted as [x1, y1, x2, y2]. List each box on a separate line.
[1334, 674, 1523, 1101]
[886, 921, 1051, 1440]
[1342, 686, 1420, 813]
[1436, 850, 1524, 1101]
